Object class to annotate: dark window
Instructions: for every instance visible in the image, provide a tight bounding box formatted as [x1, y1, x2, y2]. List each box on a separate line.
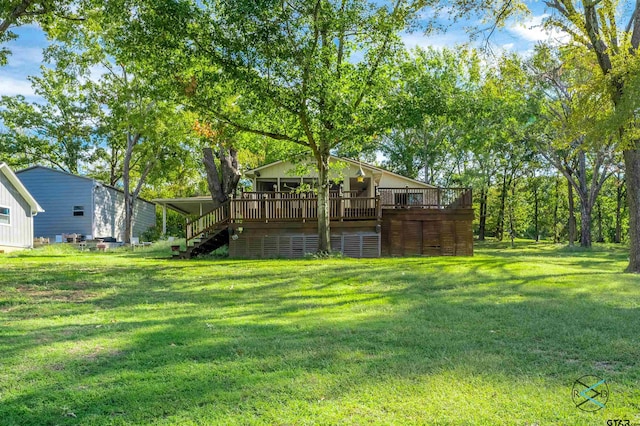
[73, 206, 85, 216]
[408, 193, 423, 205]
[394, 193, 423, 206]
[0, 206, 9, 225]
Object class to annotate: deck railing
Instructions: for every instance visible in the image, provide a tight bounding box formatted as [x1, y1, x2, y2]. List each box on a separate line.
[230, 195, 379, 222]
[240, 190, 361, 199]
[185, 188, 471, 231]
[185, 201, 230, 243]
[378, 187, 472, 209]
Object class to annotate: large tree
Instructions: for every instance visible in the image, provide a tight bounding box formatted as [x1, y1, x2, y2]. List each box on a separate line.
[0, 67, 96, 172]
[530, 45, 615, 247]
[542, 0, 640, 270]
[117, 0, 426, 253]
[381, 47, 478, 184]
[36, 8, 196, 243]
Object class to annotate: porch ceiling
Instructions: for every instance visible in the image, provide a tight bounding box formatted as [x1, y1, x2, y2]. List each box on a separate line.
[152, 196, 216, 216]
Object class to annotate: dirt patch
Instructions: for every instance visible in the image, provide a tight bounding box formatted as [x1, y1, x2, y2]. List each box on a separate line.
[15, 286, 96, 303]
[83, 347, 126, 362]
[594, 361, 617, 373]
[49, 363, 65, 371]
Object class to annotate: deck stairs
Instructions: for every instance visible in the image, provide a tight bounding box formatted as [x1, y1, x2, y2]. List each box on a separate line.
[173, 201, 230, 259]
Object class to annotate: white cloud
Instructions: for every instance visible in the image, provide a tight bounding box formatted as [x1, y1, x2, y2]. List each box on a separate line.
[88, 63, 109, 82]
[502, 43, 515, 51]
[0, 76, 36, 98]
[6, 46, 43, 68]
[508, 14, 571, 44]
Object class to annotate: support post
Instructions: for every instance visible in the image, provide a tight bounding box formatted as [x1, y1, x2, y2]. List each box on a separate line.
[162, 204, 167, 236]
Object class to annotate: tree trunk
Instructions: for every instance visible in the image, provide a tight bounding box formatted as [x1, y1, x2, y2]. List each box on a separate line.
[123, 136, 134, 244]
[121, 133, 153, 245]
[579, 199, 593, 248]
[615, 177, 624, 244]
[568, 182, 576, 246]
[123, 179, 133, 244]
[203, 146, 241, 207]
[316, 153, 331, 253]
[478, 184, 488, 241]
[509, 181, 516, 248]
[203, 147, 228, 205]
[596, 201, 604, 243]
[624, 148, 640, 272]
[219, 148, 241, 197]
[533, 181, 539, 242]
[109, 145, 120, 186]
[496, 170, 508, 241]
[553, 175, 559, 243]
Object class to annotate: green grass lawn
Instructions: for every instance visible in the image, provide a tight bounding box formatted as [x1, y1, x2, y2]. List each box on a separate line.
[1, 241, 639, 425]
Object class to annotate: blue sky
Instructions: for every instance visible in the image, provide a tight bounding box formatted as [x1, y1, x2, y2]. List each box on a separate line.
[1, 23, 48, 100]
[0, 1, 557, 102]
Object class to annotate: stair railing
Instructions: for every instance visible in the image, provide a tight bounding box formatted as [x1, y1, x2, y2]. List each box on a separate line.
[185, 201, 230, 244]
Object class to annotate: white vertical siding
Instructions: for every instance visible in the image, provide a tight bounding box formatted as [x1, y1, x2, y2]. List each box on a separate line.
[93, 185, 155, 240]
[132, 196, 156, 238]
[0, 173, 33, 248]
[93, 184, 123, 239]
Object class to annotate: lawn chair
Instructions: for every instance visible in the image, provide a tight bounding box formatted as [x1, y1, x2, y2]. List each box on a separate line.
[131, 237, 144, 250]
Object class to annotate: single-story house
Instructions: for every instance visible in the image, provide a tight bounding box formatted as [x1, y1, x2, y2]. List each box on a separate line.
[165, 156, 474, 259]
[0, 163, 44, 252]
[246, 156, 436, 196]
[16, 165, 156, 242]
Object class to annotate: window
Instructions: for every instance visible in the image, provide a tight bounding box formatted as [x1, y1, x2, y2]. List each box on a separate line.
[408, 193, 424, 205]
[73, 206, 85, 217]
[394, 193, 424, 206]
[0, 207, 9, 225]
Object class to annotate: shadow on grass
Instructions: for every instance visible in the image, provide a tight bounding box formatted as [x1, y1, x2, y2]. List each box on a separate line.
[1, 247, 639, 424]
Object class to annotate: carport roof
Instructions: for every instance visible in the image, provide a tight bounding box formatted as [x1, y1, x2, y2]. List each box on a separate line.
[152, 196, 216, 216]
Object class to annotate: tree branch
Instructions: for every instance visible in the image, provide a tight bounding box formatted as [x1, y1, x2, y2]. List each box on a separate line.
[352, 0, 403, 111]
[210, 110, 309, 147]
[0, 0, 33, 36]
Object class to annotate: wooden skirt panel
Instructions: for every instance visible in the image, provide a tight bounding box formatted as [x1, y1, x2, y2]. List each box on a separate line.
[229, 228, 381, 259]
[381, 208, 473, 257]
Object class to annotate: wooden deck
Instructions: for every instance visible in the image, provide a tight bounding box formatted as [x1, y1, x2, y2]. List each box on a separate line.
[183, 188, 473, 258]
[231, 194, 379, 222]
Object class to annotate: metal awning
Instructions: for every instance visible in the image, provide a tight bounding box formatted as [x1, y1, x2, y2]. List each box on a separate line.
[152, 196, 216, 216]
[152, 197, 217, 235]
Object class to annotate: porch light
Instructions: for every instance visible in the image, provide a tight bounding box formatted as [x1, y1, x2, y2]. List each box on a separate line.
[356, 163, 365, 183]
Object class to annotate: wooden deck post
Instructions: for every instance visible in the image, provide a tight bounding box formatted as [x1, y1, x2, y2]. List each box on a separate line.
[301, 193, 307, 223]
[263, 193, 268, 223]
[405, 186, 409, 208]
[230, 193, 235, 222]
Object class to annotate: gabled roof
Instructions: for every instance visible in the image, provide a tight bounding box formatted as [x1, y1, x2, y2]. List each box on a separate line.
[17, 164, 98, 184]
[0, 163, 44, 215]
[17, 165, 155, 206]
[245, 156, 436, 188]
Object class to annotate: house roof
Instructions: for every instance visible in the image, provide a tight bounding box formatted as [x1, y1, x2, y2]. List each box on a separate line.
[16, 165, 155, 206]
[245, 156, 436, 188]
[0, 163, 44, 215]
[17, 164, 98, 184]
